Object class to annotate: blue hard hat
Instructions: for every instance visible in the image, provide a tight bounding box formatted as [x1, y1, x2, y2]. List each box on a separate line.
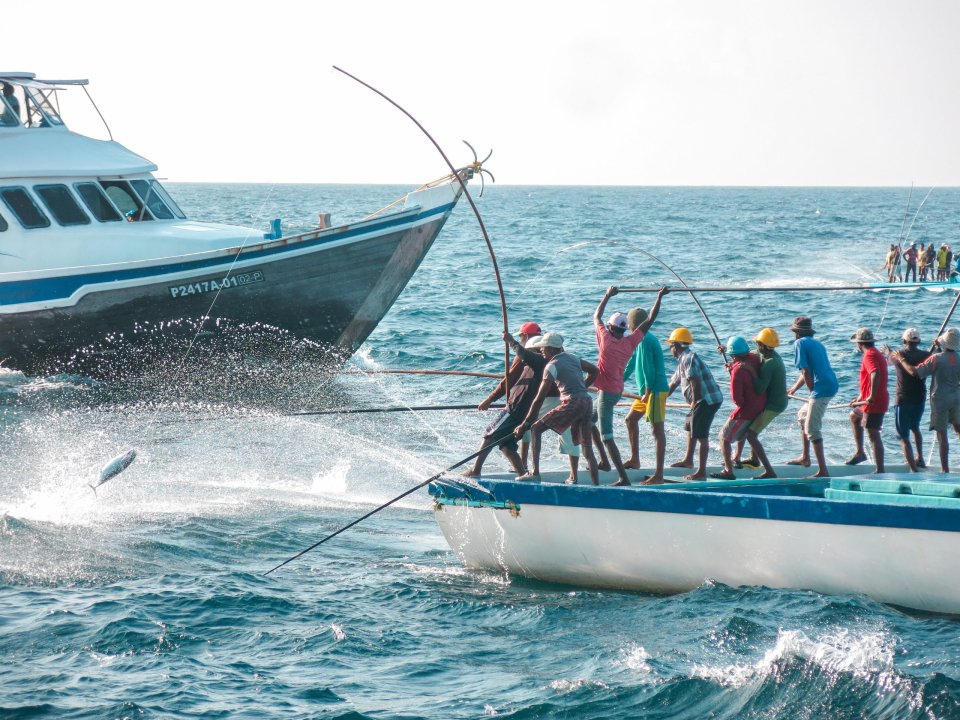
[727, 335, 750, 355]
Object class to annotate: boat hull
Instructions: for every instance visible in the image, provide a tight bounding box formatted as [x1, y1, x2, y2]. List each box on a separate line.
[431, 470, 960, 614]
[0, 197, 454, 374]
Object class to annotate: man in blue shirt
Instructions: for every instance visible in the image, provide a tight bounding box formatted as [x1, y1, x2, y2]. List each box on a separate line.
[786, 316, 839, 478]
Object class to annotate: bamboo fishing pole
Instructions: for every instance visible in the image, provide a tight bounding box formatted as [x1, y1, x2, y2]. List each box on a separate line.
[618, 283, 958, 293]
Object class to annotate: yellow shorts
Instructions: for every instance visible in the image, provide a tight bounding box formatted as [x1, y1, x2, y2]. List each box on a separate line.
[630, 398, 647, 413]
[645, 391, 668, 423]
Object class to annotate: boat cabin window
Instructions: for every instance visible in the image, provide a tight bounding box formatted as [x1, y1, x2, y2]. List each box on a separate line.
[0, 187, 50, 229]
[22, 86, 64, 128]
[140, 180, 186, 220]
[99, 180, 153, 221]
[74, 182, 122, 222]
[0, 84, 20, 127]
[34, 184, 91, 226]
[130, 179, 175, 220]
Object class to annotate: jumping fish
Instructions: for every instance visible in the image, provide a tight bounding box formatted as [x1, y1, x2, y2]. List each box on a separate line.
[89, 449, 137, 495]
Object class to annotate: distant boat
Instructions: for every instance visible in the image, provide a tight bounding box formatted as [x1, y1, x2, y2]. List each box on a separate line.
[0, 72, 470, 374]
[431, 465, 960, 614]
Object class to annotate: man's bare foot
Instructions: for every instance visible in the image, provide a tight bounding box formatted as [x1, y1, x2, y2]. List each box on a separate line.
[785, 457, 811, 467]
[640, 475, 665, 485]
[598, 460, 612, 472]
[611, 478, 631, 487]
[623, 460, 641, 470]
[683, 472, 707, 481]
[461, 469, 481, 478]
[804, 471, 830, 478]
[755, 471, 778, 479]
[516, 472, 541, 482]
[670, 460, 693, 468]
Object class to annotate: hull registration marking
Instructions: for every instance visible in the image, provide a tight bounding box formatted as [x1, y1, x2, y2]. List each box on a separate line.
[169, 271, 264, 298]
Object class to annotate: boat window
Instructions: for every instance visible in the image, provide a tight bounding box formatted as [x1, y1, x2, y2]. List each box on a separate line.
[146, 180, 186, 219]
[74, 182, 122, 222]
[0, 187, 51, 229]
[99, 180, 154, 221]
[34, 184, 91, 226]
[22, 86, 64, 128]
[130, 179, 175, 220]
[0, 86, 20, 127]
[0, 212, 7, 232]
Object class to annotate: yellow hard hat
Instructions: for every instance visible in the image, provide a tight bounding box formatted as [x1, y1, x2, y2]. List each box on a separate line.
[667, 327, 693, 344]
[754, 327, 780, 348]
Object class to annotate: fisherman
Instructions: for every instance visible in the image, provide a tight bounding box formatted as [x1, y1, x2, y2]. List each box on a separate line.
[846, 327, 889, 472]
[937, 244, 949, 282]
[0, 82, 19, 126]
[711, 336, 766, 480]
[666, 328, 723, 481]
[891, 328, 960, 472]
[735, 328, 788, 478]
[591, 286, 668, 486]
[903, 243, 918, 283]
[925, 243, 936, 281]
[517, 334, 582, 484]
[883, 328, 931, 471]
[515, 333, 601, 485]
[464, 321, 542, 477]
[786, 316, 839, 478]
[884, 245, 897, 283]
[623, 305, 671, 484]
[918, 242, 929, 282]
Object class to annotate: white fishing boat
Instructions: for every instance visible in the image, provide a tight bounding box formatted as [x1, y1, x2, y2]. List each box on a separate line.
[430, 464, 960, 614]
[0, 72, 471, 374]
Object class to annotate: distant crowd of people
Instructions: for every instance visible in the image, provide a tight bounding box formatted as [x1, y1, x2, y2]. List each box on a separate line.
[886, 242, 960, 283]
[465, 287, 960, 484]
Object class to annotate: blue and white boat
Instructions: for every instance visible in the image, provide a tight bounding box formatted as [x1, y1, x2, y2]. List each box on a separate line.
[0, 72, 469, 374]
[430, 465, 960, 614]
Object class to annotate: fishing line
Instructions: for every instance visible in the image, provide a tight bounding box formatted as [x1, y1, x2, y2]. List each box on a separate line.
[263, 429, 516, 575]
[333, 66, 511, 396]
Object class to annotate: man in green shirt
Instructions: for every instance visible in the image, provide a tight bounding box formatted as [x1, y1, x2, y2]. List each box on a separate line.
[623, 307, 671, 484]
[738, 327, 788, 478]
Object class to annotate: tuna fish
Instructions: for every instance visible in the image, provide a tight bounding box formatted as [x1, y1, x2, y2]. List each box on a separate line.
[89, 449, 137, 495]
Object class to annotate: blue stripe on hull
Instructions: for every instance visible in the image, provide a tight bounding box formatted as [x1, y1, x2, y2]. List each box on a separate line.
[430, 478, 960, 534]
[0, 202, 454, 306]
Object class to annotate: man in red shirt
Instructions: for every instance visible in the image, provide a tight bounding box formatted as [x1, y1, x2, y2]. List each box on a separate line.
[711, 336, 767, 480]
[847, 327, 889, 471]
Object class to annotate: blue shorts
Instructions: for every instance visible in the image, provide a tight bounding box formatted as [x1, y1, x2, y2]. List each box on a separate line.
[894, 402, 924, 440]
[593, 390, 622, 441]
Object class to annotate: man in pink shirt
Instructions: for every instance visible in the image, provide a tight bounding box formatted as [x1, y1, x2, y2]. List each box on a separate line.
[592, 286, 668, 485]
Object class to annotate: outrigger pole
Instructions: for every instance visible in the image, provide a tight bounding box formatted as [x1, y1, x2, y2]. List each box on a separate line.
[619, 284, 960, 293]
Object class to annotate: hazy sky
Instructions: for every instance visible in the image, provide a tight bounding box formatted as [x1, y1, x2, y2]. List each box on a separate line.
[7, 0, 960, 186]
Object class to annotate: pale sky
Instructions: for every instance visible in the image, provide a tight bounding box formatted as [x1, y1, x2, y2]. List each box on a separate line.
[7, 0, 960, 186]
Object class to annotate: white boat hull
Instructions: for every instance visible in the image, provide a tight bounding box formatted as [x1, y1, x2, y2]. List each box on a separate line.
[432, 469, 960, 614]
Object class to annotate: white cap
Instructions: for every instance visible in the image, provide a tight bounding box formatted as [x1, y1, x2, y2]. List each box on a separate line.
[607, 312, 628, 330]
[902, 328, 921, 343]
[524, 335, 542, 348]
[532, 332, 564, 349]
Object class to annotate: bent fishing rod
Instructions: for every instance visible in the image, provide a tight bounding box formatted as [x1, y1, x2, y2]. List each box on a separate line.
[333, 66, 512, 396]
[263, 430, 514, 576]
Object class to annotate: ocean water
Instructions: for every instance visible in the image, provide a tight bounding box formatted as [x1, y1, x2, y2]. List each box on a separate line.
[2, 183, 960, 719]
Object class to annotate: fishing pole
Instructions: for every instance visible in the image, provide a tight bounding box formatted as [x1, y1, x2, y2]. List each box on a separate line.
[625, 248, 728, 364]
[263, 430, 515, 576]
[618, 284, 955, 293]
[290, 403, 505, 416]
[333, 66, 512, 397]
[340, 369, 501, 380]
[931, 291, 960, 352]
